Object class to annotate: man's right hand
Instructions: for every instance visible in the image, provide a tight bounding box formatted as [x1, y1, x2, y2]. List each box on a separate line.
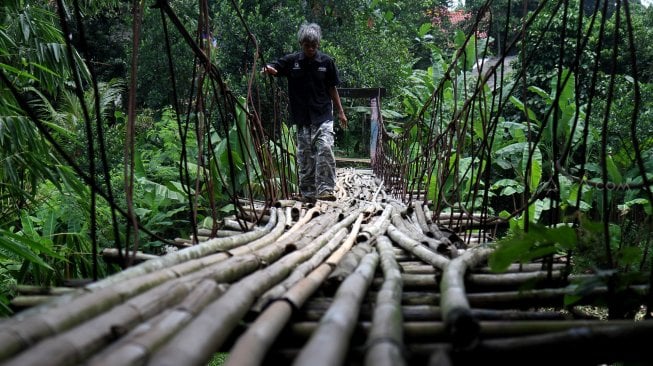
[261, 65, 277, 75]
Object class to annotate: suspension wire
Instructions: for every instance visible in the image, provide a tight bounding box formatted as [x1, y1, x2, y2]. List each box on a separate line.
[15, 0, 651, 306]
[475, 5, 499, 238]
[54, 0, 98, 279]
[196, 0, 213, 234]
[66, 0, 126, 272]
[550, 0, 572, 227]
[69, 0, 134, 275]
[124, 0, 144, 264]
[154, 0, 265, 229]
[623, 0, 653, 319]
[392, 0, 552, 212]
[229, 0, 280, 208]
[231, 0, 294, 199]
[0, 12, 175, 282]
[600, 0, 623, 318]
[0, 61, 178, 252]
[599, 0, 619, 270]
[66, 0, 177, 260]
[375, 0, 648, 240]
[159, 3, 199, 245]
[231, 0, 321, 202]
[152, 0, 308, 231]
[202, 0, 260, 230]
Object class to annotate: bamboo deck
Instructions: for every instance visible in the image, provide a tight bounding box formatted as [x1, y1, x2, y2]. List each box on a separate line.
[1, 168, 652, 366]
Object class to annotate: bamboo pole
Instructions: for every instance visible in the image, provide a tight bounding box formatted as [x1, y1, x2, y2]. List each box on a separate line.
[325, 242, 374, 288]
[288, 319, 653, 343]
[0, 209, 284, 363]
[100, 248, 159, 263]
[298, 301, 572, 322]
[91, 207, 278, 285]
[224, 214, 366, 366]
[474, 262, 567, 273]
[278, 205, 322, 241]
[224, 207, 289, 255]
[439, 247, 493, 346]
[282, 206, 292, 226]
[372, 273, 438, 288]
[412, 201, 432, 237]
[146, 207, 364, 366]
[1, 235, 293, 366]
[357, 204, 393, 243]
[0, 269, 178, 362]
[293, 251, 380, 366]
[464, 285, 650, 309]
[251, 227, 349, 311]
[401, 264, 438, 274]
[13, 285, 76, 296]
[9, 295, 54, 309]
[253, 211, 366, 311]
[422, 204, 448, 241]
[2, 277, 217, 366]
[222, 218, 256, 231]
[370, 271, 585, 290]
[197, 228, 245, 237]
[365, 235, 405, 366]
[274, 199, 298, 208]
[386, 224, 449, 269]
[450, 320, 653, 366]
[85, 280, 227, 366]
[326, 213, 367, 266]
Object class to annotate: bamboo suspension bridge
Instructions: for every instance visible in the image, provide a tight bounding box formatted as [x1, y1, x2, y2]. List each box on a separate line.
[3, 167, 652, 366]
[2, 0, 653, 365]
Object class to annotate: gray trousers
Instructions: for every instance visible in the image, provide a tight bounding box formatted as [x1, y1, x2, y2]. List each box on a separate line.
[297, 120, 336, 198]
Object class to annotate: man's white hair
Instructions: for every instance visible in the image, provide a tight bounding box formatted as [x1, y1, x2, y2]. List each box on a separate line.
[298, 23, 321, 44]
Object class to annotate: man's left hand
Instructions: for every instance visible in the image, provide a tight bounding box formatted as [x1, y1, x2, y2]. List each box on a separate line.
[338, 111, 348, 129]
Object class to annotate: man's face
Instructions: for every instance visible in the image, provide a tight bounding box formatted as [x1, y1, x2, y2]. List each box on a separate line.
[301, 41, 318, 58]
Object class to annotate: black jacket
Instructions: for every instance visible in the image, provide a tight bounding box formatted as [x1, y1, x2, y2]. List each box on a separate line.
[270, 50, 340, 126]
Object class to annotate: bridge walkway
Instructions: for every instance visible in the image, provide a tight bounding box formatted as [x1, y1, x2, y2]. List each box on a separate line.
[2, 167, 651, 366]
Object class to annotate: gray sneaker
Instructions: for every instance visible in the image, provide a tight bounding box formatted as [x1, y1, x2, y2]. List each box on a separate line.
[316, 191, 336, 201]
[291, 194, 316, 203]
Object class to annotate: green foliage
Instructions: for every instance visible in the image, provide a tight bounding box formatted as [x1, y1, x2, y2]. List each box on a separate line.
[464, 0, 539, 56]
[74, 2, 131, 82]
[0, 265, 16, 316]
[1, 0, 652, 323]
[207, 352, 228, 366]
[115, 107, 197, 251]
[0, 1, 112, 301]
[587, 2, 653, 83]
[0, 228, 57, 271]
[454, 30, 477, 72]
[489, 222, 577, 272]
[499, 68, 605, 223]
[1, 1, 83, 225]
[210, 0, 304, 95]
[1, 2, 85, 94]
[208, 97, 265, 200]
[136, 0, 197, 109]
[563, 216, 650, 317]
[210, 0, 420, 98]
[0, 178, 107, 289]
[515, 0, 653, 107]
[563, 266, 644, 315]
[139, 107, 196, 182]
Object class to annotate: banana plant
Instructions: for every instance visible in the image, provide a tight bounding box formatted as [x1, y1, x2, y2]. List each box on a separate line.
[502, 68, 598, 223]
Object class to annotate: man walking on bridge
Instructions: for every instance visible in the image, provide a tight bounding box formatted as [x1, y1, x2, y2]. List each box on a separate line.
[262, 22, 347, 202]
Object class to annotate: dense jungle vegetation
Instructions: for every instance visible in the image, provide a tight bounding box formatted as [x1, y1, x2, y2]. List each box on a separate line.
[1, 0, 653, 319]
